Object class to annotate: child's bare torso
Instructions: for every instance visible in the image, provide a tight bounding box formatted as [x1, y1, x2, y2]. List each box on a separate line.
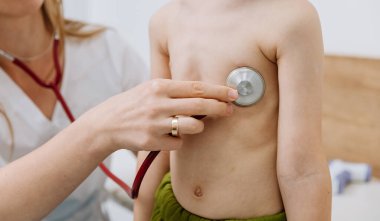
[166, 0, 284, 219]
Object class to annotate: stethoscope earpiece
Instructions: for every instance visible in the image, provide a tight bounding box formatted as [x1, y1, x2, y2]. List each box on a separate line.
[226, 67, 265, 107]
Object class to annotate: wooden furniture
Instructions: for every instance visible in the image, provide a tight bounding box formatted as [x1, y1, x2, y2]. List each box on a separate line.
[323, 55, 380, 177]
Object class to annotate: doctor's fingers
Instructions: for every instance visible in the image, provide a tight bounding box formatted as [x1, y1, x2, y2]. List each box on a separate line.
[150, 79, 238, 103]
[158, 116, 205, 135]
[144, 117, 203, 151]
[165, 98, 234, 117]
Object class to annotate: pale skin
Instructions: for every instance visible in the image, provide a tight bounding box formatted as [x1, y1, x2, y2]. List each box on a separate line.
[0, 1, 239, 220]
[135, 0, 331, 220]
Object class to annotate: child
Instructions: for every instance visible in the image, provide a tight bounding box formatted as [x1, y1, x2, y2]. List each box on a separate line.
[135, 0, 331, 220]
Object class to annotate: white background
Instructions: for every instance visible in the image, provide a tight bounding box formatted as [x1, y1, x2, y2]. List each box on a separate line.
[62, 1, 380, 220]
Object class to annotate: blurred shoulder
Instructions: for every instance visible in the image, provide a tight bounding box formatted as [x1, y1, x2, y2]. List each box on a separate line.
[268, 0, 321, 33]
[65, 27, 122, 51]
[273, 0, 319, 15]
[150, 1, 179, 23]
[65, 27, 142, 73]
[149, 1, 180, 33]
[258, 0, 322, 50]
[149, 1, 180, 51]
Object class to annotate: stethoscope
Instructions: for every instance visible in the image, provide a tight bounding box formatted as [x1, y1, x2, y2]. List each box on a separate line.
[0, 33, 266, 199]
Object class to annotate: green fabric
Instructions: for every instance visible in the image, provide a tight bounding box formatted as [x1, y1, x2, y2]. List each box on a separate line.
[151, 173, 286, 221]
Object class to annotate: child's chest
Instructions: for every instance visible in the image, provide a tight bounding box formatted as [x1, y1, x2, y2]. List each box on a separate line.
[166, 12, 277, 85]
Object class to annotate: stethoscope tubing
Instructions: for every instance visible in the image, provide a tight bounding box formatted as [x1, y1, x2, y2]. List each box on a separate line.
[0, 34, 154, 199]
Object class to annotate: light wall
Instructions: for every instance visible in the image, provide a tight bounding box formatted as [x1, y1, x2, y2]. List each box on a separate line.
[64, 0, 380, 63]
[309, 0, 380, 58]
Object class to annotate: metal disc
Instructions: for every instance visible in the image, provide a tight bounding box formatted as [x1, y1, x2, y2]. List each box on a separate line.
[226, 67, 266, 106]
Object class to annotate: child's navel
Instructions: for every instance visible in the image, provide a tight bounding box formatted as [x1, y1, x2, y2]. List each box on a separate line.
[193, 185, 203, 198]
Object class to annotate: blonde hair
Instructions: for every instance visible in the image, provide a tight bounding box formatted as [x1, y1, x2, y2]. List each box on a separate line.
[1, 0, 105, 161]
[43, 0, 106, 43]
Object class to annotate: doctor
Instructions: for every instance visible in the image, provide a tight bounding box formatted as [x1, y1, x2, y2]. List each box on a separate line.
[0, 0, 238, 220]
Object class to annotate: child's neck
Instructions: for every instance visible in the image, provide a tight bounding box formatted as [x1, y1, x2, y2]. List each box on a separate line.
[180, 0, 248, 12]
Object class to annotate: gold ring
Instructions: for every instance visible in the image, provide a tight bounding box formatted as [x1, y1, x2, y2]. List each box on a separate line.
[171, 116, 179, 137]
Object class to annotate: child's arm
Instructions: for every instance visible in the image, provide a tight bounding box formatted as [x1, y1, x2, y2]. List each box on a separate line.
[276, 3, 331, 221]
[133, 151, 169, 221]
[133, 9, 171, 221]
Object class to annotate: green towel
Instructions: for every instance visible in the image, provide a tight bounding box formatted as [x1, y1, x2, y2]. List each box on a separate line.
[151, 173, 286, 221]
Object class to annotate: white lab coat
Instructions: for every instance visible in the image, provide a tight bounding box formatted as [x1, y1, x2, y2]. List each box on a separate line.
[0, 29, 148, 221]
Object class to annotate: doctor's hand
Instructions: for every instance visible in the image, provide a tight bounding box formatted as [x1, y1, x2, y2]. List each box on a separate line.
[78, 79, 238, 153]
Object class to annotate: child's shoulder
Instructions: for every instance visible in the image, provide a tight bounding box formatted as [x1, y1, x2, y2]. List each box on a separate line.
[262, 0, 320, 32]
[149, 1, 179, 27]
[260, 0, 318, 15]
[254, 0, 321, 52]
[149, 1, 179, 40]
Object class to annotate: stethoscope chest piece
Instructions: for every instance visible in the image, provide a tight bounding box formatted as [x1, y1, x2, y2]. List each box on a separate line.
[226, 67, 265, 107]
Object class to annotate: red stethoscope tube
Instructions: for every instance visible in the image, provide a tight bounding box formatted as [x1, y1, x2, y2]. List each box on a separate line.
[0, 35, 158, 199]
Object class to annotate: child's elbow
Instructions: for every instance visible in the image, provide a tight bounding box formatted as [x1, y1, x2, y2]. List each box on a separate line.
[277, 162, 332, 199]
[278, 167, 330, 185]
[277, 153, 330, 184]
